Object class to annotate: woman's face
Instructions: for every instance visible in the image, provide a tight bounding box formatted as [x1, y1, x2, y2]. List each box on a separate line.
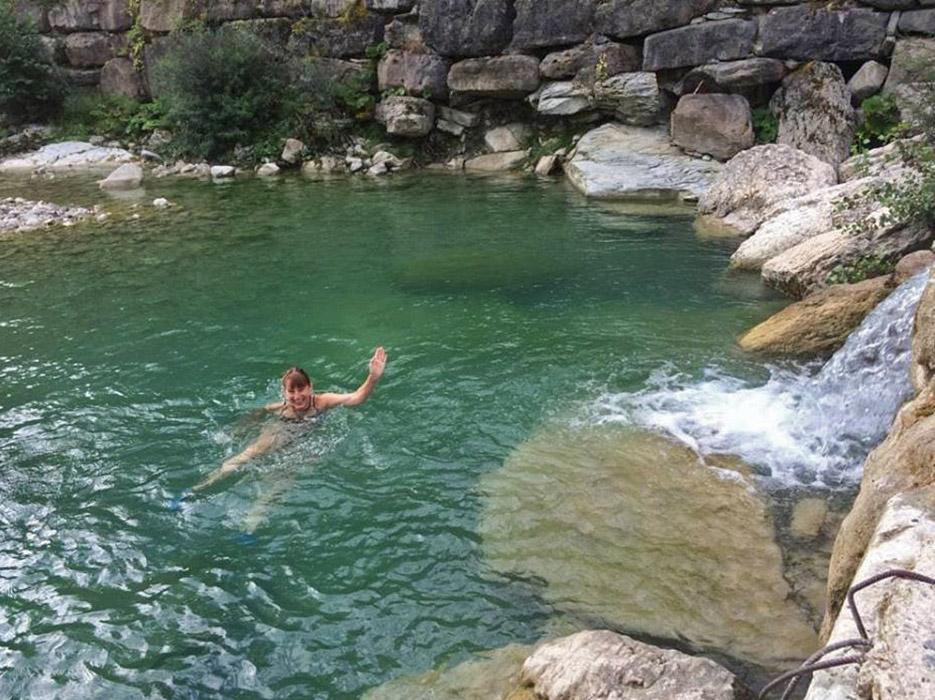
[284, 381, 312, 411]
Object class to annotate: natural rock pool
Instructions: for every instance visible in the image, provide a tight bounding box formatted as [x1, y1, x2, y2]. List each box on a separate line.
[0, 173, 890, 697]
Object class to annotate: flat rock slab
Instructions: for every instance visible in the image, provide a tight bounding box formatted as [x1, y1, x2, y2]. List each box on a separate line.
[563, 123, 720, 201]
[739, 276, 892, 358]
[0, 141, 135, 172]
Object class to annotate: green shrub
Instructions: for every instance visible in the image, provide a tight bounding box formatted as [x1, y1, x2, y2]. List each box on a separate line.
[827, 255, 895, 285]
[150, 28, 301, 159]
[52, 91, 167, 141]
[752, 107, 778, 144]
[0, 1, 64, 122]
[853, 94, 902, 153]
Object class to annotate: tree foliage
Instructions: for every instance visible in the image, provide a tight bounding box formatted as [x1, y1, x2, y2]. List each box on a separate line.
[0, 0, 64, 123]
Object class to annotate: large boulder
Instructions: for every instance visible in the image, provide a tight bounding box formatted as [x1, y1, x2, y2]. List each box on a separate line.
[510, 0, 596, 50]
[448, 55, 540, 99]
[563, 123, 720, 201]
[739, 276, 893, 358]
[287, 14, 387, 58]
[807, 488, 935, 700]
[49, 0, 132, 32]
[385, 13, 426, 52]
[140, 0, 190, 32]
[100, 57, 145, 100]
[593, 72, 664, 126]
[0, 142, 135, 172]
[882, 38, 935, 125]
[670, 94, 753, 161]
[696, 144, 838, 236]
[848, 61, 889, 106]
[898, 9, 935, 36]
[519, 631, 754, 700]
[99, 162, 143, 190]
[375, 96, 435, 137]
[64, 32, 125, 68]
[730, 179, 876, 270]
[535, 81, 595, 117]
[675, 58, 787, 96]
[464, 151, 527, 172]
[771, 62, 855, 173]
[643, 20, 757, 72]
[377, 50, 450, 100]
[419, 0, 513, 57]
[760, 6, 889, 62]
[484, 123, 532, 152]
[478, 427, 818, 666]
[539, 40, 640, 81]
[595, 0, 717, 40]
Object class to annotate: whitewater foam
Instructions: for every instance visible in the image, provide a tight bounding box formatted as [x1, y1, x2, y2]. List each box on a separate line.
[588, 269, 931, 487]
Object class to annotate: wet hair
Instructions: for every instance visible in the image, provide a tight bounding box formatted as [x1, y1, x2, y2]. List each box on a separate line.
[281, 366, 311, 390]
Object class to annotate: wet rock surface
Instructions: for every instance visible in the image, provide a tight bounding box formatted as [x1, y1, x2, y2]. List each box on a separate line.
[0, 197, 92, 233]
[478, 426, 818, 667]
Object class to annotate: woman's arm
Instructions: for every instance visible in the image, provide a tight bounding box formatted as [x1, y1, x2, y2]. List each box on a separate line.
[316, 347, 387, 409]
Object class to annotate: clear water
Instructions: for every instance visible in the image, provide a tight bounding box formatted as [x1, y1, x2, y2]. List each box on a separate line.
[1, 173, 788, 698]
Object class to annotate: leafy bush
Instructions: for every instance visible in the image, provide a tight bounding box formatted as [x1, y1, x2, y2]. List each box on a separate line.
[827, 255, 895, 285]
[0, 1, 64, 122]
[752, 107, 778, 144]
[53, 90, 167, 141]
[150, 28, 302, 160]
[853, 94, 902, 153]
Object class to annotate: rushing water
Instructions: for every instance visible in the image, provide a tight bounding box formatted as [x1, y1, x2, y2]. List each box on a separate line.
[0, 171, 875, 698]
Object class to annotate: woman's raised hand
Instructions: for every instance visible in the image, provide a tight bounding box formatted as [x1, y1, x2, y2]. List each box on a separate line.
[369, 346, 387, 379]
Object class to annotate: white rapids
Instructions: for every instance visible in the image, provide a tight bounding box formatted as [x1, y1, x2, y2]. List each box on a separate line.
[588, 270, 931, 487]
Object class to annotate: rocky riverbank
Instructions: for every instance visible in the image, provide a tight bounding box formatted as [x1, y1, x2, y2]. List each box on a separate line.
[0, 196, 92, 233]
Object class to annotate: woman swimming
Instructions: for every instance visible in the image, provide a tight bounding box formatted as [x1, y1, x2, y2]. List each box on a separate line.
[170, 347, 387, 507]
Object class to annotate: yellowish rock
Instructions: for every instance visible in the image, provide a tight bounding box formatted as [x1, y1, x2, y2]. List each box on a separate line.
[479, 426, 818, 668]
[791, 498, 830, 539]
[739, 276, 891, 357]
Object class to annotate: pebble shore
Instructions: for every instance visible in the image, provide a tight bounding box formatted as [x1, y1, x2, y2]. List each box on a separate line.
[0, 197, 92, 234]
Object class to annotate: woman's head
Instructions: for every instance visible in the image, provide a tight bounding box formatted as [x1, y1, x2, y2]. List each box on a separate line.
[282, 367, 313, 411]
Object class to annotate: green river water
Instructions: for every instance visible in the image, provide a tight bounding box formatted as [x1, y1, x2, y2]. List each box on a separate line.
[0, 173, 791, 698]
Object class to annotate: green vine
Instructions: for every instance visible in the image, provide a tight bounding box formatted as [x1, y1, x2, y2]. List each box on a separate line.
[126, 0, 145, 72]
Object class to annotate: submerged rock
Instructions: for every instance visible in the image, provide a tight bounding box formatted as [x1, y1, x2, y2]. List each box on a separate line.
[563, 123, 719, 201]
[99, 162, 143, 190]
[362, 643, 533, 700]
[478, 426, 818, 667]
[519, 630, 755, 700]
[739, 276, 893, 358]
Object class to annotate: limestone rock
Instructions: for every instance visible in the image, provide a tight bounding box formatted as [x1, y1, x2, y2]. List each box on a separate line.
[0, 141, 135, 172]
[895, 250, 935, 284]
[378, 50, 450, 100]
[671, 94, 753, 161]
[99, 162, 143, 190]
[304, 57, 373, 88]
[898, 9, 935, 36]
[593, 72, 663, 126]
[849, 61, 889, 106]
[730, 179, 875, 270]
[100, 58, 145, 100]
[883, 39, 935, 125]
[375, 96, 435, 137]
[808, 488, 935, 699]
[478, 427, 818, 665]
[534, 155, 559, 176]
[484, 124, 532, 153]
[287, 14, 387, 58]
[643, 20, 757, 72]
[771, 62, 855, 173]
[419, 0, 513, 57]
[520, 631, 754, 700]
[49, 0, 132, 32]
[437, 105, 479, 128]
[536, 81, 594, 117]
[448, 55, 540, 99]
[64, 32, 124, 68]
[385, 14, 426, 53]
[210, 165, 235, 178]
[912, 267, 935, 391]
[840, 137, 926, 183]
[464, 151, 526, 172]
[760, 6, 889, 62]
[510, 0, 596, 50]
[140, 0, 188, 32]
[791, 498, 830, 539]
[281, 138, 304, 164]
[696, 144, 837, 236]
[564, 123, 719, 201]
[302, 156, 345, 176]
[595, 0, 717, 40]
[256, 162, 280, 177]
[539, 41, 640, 81]
[739, 276, 893, 358]
[676, 58, 787, 96]
[60, 67, 102, 87]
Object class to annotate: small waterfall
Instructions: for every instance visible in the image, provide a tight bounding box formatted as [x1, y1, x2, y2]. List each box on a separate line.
[590, 269, 931, 487]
